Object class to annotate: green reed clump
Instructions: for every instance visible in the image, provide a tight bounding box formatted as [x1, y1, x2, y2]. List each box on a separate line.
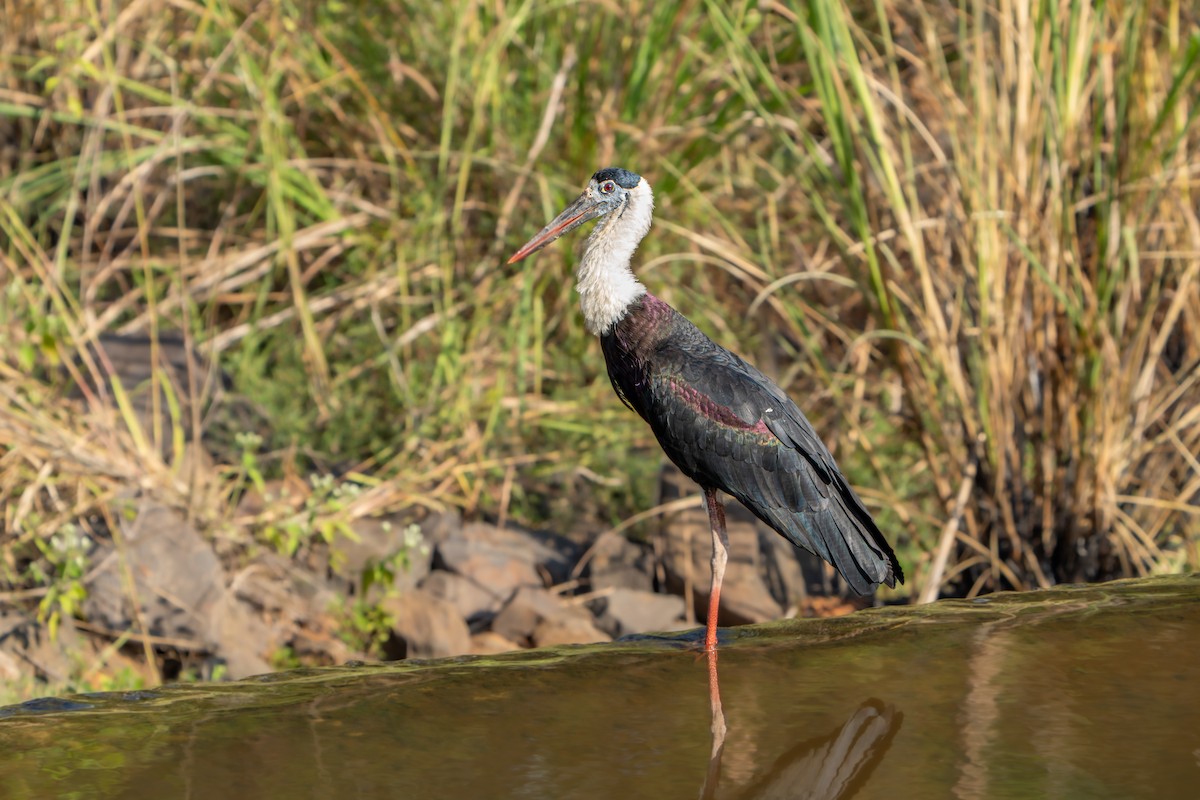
[744, 0, 1200, 595]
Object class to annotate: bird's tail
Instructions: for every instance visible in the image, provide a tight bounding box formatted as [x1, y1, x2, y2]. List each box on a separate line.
[746, 489, 903, 596]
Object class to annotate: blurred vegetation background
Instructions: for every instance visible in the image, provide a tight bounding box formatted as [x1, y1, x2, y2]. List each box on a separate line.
[1, 0, 1198, 691]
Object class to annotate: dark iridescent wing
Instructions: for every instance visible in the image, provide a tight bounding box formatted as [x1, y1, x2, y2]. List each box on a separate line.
[644, 341, 901, 594]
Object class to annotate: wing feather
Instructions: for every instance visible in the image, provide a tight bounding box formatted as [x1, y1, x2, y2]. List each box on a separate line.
[642, 344, 902, 594]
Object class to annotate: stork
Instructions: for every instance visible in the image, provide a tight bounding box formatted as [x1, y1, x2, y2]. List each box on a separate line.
[508, 167, 903, 652]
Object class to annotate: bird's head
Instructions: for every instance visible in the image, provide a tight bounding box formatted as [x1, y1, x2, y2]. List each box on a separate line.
[507, 167, 643, 264]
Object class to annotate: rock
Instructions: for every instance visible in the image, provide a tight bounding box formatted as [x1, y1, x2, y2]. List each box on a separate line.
[436, 524, 539, 594]
[340, 512, 433, 594]
[592, 588, 687, 638]
[470, 631, 521, 655]
[0, 608, 78, 684]
[532, 613, 610, 647]
[420, 570, 502, 624]
[206, 593, 273, 678]
[288, 627, 355, 666]
[490, 587, 566, 645]
[85, 501, 226, 643]
[585, 532, 654, 593]
[659, 466, 785, 625]
[435, 522, 580, 598]
[379, 588, 472, 660]
[758, 527, 827, 612]
[74, 332, 279, 469]
[416, 508, 464, 548]
[490, 586, 609, 648]
[76, 333, 229, 461]
[231, 553, 338, 624]
[83, 500, 271, 679]
[0, 649, 19, 683]
[229, 554, 348, 667]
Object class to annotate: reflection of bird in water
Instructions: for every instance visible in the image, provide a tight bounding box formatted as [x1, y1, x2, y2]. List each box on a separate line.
[719, 700, 903, 800]
[701, 651, 726, 800]
[509, 168, 903, 652]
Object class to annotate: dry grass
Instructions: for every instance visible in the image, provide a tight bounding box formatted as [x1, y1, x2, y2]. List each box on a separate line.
[0, 0, 1197, 692]
[786, 0, 1200, 595]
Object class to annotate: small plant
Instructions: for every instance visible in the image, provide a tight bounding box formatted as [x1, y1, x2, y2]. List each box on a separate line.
[269, 646, 303, 672]
[333, 523, 429, 656]
[362, 523, 431, 588]
[261, 474, 366, 558]
[233, 432, 267, 497]
[305, 474, 365, 546]
[31, 525, 90, 641]
[335, 596, 396, 656]
[77, 664, 146, 695]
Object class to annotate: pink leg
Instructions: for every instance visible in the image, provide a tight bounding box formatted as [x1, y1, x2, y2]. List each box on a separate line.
[703, 487, 729, 653]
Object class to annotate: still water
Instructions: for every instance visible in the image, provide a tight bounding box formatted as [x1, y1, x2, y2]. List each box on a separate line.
[1, 575, 1197, 799]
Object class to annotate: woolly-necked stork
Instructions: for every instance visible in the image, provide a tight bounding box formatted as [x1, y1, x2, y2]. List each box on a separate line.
[508, 167, 903, 651]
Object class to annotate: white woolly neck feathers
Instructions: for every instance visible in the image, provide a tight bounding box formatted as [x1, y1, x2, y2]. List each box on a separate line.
[576, 179, 654, 336]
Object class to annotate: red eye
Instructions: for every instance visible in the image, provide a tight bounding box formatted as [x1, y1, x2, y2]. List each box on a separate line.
[601, 181, 616, 194]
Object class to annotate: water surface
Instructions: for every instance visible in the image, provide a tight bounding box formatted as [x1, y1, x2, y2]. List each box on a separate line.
[1, 575, 1196, 799]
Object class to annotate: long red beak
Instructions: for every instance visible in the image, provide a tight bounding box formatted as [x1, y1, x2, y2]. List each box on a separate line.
[507, 193, 603, 264]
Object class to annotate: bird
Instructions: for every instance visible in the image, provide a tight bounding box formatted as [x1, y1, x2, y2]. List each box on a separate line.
[508, 167, 903, 651]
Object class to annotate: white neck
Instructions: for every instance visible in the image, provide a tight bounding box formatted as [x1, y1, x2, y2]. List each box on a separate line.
[577, 180, 654, 335]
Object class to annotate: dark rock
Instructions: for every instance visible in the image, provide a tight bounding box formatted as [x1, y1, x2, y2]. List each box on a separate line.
[435, 523, 580, 598]
[420, 570, 502, 624]
[593, 588, 687, 638]
[585, 531, 654, 593]
[4, 696, 95, 715]
[379, 588, 472, 660]
[659, 466, 785, 625]
[75, 333, 229, 460]
[758, 528, 828, 613]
